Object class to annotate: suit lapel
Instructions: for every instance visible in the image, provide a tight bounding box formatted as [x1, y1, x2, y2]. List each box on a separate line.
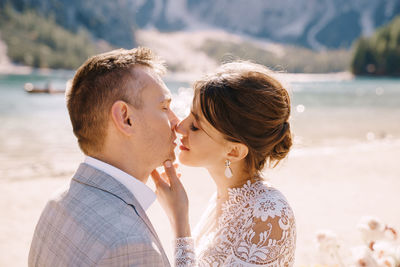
[128, 196, 164, 249]
[72, 163, 166, 258]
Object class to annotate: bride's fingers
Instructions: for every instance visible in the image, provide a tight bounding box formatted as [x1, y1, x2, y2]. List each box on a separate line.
[150, 170, 162, 185]
[163, 160, 180, 187]
[159, 162, 179, 178]
[163, 171, 181, 179]
[160, 172, 170, 183]
[150, 169, 169, 189]
[172, 163, 182, 179]
[161, 172, 182, 183]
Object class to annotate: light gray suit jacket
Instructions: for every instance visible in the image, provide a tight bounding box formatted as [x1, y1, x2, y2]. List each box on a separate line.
[29, 163, 170, 267]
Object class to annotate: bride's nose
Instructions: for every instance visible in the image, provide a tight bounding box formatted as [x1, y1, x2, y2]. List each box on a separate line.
[176, 119, 187, 135]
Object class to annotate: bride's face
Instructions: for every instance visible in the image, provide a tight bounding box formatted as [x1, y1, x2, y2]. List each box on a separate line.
[176, 102, 228, 168]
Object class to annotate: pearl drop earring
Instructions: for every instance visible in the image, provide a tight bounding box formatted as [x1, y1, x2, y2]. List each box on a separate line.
[224, 159, 233, 178]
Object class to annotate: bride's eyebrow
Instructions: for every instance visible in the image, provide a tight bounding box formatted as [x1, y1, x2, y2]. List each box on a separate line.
[190, 107, 216, 138]
[190, 111, 207, 131]
[190, 110, 216, 139]
[191, 111, 200, 121]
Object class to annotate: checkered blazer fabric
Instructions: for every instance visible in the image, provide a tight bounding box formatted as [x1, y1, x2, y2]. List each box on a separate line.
[28, 163, 170, 267]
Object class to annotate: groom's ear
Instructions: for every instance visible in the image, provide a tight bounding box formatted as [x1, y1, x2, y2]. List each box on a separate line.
[226, 143, 249, 162]
[110, 101, 134, 136]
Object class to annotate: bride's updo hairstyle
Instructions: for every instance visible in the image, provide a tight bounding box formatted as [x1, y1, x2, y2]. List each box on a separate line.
[193, 61, 292, 176]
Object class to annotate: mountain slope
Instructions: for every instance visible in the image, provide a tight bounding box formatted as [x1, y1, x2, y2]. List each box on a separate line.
[136, 29, 351, 74]
[2, 0, 399, 50]
[137, 0, 400, 50]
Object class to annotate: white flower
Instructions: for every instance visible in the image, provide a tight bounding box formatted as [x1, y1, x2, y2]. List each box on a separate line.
[357, 216, 386, 244]
[315, 230, 340, 252]
[376, 256, 396, 267]
[379, 257, 397, 267]
[373, 241, 397, 258]
[395, 246, 400, 261]
[314, 229, 347, 266]
[351, 246, 379, 267]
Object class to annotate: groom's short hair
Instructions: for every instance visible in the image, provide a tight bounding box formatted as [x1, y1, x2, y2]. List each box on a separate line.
[66, 47, 165, 155]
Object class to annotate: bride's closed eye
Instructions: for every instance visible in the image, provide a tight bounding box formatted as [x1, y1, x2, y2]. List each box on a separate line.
[190, 123, 199, 131]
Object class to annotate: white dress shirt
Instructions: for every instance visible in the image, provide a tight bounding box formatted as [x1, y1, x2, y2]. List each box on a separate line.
[84, 156, 156, 211]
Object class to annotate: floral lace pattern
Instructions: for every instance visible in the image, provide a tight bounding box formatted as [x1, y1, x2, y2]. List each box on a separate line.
[175, 237, 196, 267]
[175, 180, 296, 266]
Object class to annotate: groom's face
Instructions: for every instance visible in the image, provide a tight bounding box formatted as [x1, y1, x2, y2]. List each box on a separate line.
[129, 67, 179, 166]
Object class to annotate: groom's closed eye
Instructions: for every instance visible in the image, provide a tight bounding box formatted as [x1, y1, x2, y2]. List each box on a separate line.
[160, 98, 171, 111]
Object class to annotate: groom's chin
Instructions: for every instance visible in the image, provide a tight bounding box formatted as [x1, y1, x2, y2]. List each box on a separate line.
[166, 152, 176, 163]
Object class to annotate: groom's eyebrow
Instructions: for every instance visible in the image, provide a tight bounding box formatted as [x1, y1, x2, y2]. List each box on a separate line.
[160, 97, 171, 104]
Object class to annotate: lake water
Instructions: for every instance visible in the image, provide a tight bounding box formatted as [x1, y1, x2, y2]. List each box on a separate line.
[0, 72, 399, 180]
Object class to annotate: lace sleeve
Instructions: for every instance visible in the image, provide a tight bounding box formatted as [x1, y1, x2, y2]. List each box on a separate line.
[174, 237, 196, 267]
[224, 196, 296, 266]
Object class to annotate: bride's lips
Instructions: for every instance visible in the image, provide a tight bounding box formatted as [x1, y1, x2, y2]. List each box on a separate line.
[179, 139, 190, 151]
[179, 145, 189, 151]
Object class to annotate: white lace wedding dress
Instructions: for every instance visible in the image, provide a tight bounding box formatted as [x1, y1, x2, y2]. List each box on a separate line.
[174, 180, 296, 266]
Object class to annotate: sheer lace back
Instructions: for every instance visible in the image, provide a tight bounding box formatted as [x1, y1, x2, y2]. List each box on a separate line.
[190, 180, 296, 266]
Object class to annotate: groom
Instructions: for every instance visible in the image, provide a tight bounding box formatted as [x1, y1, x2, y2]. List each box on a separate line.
[28, 47, 179, 266]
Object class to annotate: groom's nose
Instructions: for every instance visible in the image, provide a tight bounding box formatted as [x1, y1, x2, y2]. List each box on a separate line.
[168, 110, 180, 130]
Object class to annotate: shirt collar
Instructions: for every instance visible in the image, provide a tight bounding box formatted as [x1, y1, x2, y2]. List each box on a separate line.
[84, 156, 156, 211]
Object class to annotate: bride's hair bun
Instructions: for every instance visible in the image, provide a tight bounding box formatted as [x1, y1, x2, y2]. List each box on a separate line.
[269, 122, 292, 163]
[193, 61, 292, 176]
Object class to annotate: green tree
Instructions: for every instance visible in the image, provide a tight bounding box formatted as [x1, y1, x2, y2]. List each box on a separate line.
[0, 5, 100, 69]
[351, 16, 400, 76]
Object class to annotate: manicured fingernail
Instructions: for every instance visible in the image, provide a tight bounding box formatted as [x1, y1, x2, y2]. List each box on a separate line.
[164, 160, 172, 168]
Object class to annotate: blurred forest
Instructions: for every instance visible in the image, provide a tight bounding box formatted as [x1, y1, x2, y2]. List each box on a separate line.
[351, 16, 400, 76]
[0, 5, 98, 69]
[0, 0, 136, 47]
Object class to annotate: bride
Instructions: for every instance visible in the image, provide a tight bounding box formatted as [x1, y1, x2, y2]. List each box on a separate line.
[151, 61, 296, 266]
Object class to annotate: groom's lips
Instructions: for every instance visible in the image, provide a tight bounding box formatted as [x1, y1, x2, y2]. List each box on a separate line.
[171, 134, 177, 146]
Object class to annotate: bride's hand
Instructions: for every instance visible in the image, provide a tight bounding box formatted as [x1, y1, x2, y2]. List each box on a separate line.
[151, 160, 191, 238]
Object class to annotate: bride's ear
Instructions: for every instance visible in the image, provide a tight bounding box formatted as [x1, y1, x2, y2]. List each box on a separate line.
[226, 143, 249, 162]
